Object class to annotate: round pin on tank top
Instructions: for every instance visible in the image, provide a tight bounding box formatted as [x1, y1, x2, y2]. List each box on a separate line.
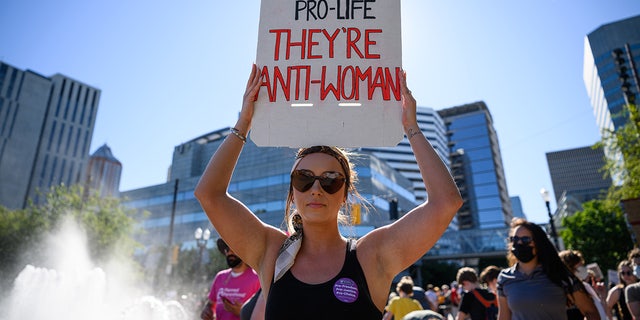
[333, 277, 359, 303]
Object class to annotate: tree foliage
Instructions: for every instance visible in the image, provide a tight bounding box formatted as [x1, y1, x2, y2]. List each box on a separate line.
[0, 184, 140, 290]
[595, 103, 640, 205]
[561, 199, 633, 272]
[0, 206, 49, 287]
[40, 185, 140, 261]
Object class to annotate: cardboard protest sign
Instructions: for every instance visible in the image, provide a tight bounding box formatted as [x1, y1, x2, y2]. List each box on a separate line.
[251, 0, 403, 147]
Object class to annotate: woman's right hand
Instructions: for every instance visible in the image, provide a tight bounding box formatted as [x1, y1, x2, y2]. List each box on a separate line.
[399, 69, 418, 131]
[236, 64, 262, 133]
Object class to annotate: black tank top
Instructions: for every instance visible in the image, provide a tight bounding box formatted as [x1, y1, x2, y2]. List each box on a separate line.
[265, 239, 382, 319]
[615, 285, 633, 320]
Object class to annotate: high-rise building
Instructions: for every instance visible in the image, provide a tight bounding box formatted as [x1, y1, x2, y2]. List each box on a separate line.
[583, 15, 640, 135]
[0, 61, 100, 209]
[438, 101, 513, 229]
[361, 106, 449, 202]
[546, 145, 611, 221]
[510, 196, 526, 219]
[583, 14, 640, 185]
[122, 127, 417, 250]
[86, 144, 122, 198]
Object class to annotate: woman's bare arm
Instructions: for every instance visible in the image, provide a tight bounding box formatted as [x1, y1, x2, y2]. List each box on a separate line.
[194, 64, 285, 275]
[362, 70, 462, 277]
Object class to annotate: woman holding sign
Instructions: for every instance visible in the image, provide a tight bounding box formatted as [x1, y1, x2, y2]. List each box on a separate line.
[194, 64, 462, 319]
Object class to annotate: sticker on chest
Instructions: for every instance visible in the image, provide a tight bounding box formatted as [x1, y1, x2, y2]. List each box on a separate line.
[333, 277, 359, 303]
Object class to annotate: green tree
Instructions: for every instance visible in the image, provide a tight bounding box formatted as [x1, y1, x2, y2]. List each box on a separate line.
[561, 199, 633, 272]
[0, 205, 49, 290]
[595, 103, 640, 205]
[32, 184, 140, 263]
[0, 184, 141, 290]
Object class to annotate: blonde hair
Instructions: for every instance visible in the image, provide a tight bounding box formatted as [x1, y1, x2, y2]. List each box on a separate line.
[284, 146, 367, 234]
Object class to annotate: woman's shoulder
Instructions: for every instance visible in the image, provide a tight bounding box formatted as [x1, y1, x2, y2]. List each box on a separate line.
[609, 283, 624, 294]
[626, 281, 640, 295]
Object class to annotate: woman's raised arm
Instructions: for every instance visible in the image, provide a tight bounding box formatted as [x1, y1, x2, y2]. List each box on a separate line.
[362, 70, 463, 278]
[194, 64, 285, 274]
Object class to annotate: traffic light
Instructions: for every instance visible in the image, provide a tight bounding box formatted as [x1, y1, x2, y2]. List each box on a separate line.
[351, 203, 361, 225]
[389, 199, 398, 220]
[171, 245, 180, 264]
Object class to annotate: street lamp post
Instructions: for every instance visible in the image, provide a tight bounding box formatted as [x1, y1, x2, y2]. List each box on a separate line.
[540, 188, 560, 249]
[194, 227, 211, 281]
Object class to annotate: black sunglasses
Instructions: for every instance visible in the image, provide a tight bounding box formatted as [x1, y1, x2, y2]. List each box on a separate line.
[509, 236, 533, 246]
[291, 169, 346, 194]
[621, 271, 634, 276]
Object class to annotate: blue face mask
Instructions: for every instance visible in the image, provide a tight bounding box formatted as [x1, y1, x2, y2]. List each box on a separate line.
[634, 265, 640, 278]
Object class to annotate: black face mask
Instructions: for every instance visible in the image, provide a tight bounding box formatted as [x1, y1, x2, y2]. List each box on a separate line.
[226, 254, 242, 268]
[511, 244, 535, 263]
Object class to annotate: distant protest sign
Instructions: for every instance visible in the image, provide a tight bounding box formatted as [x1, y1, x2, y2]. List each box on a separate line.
[251, 0, 403, 147]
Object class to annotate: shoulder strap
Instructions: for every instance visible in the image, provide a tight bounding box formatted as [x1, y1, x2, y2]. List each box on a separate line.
[471, 289, 497, 308]
[348, 238, 356, 251]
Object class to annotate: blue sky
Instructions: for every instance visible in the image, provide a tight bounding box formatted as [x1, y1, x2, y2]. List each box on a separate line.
[2, 1, 639, 224]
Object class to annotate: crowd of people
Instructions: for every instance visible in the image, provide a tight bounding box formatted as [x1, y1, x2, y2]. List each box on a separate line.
[192, 65, 637, 320]
[197, 218, 639, 320]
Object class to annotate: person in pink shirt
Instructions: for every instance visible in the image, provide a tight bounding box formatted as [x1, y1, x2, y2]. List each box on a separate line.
[201, 238, 260, 320]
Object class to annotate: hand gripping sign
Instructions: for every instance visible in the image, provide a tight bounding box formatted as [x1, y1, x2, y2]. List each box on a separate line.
[251, 0, 403, 147]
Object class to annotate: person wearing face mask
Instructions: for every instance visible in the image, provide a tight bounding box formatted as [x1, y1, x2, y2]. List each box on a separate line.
[496, 218, 600, 320]
[201, 238, 261, 320]
[559, 250, 608, 320]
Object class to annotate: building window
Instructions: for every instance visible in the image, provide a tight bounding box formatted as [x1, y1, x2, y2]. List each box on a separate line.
[88, 91, 97, 125]
[80, 89, 89, 125]
[72, 87, 83, 122]
[6, 68, 17, 98]
[55, 80, 66, 117]
[47, 122, 57, 152]
[49, 157, 58, 186]
[73, 127, 82, 157]
[0, 63, 7, 91]
[57, 123, 66, 154]
[64, 82, 75, 120]
[65, 125, 73, 154]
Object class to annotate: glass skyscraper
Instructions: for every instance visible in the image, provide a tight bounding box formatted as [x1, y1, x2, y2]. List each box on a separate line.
[583, 14, 640, 135]
[438, 101, 513, 229]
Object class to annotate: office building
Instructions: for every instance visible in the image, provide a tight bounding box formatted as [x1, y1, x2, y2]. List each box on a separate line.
[438, 101, 513, 229]
[584, 15, 640, 135]
[510, 196, 526, 219]
[122, 127, 416, 250]
[583, 15, 640, 184]
[86, 144, 122, 198]
[360, 106, 449, 203]
[546, 145, 611, 220]
[0, 61, 100, 209]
